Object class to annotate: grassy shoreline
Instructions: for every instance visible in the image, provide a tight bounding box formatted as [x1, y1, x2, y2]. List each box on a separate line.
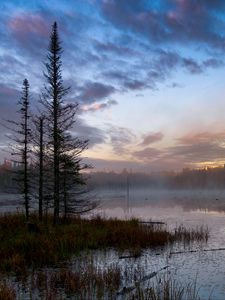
[0, 213, 209, 276]
[0, 212, 210, 299]
[0, 264, 206, 300]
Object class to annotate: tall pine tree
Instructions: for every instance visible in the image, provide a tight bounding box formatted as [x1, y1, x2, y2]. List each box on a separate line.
[41, 22, 93, 223]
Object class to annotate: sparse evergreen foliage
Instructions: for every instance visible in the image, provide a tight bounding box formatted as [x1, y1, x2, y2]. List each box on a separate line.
[40, 22, 95, 222]
[3, 22, 95, 221]
[6, 79, 31, 220]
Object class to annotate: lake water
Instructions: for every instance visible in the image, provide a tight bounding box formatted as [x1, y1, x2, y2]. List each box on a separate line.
[2, 189, 225, 299]
[93, 189, 225, 299]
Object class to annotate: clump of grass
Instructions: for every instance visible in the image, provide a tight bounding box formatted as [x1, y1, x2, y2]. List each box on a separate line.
[51, 264, 121, 298]
[133, 277, 202, 300]
[0, 213, 209, 275]
[0, 280, 16, 300]
[4, 263, 207, 300]
[24, 262, 121, 299]
[172, 225, 209, 244]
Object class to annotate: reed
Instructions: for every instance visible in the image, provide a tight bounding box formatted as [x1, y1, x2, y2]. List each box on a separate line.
[133, 277, 203, 300]
[3, 263, 207, 300]
[0, 281, 16, 300]
[0, 213, 209, 275]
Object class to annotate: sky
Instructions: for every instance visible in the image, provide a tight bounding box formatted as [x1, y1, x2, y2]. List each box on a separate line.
[1, 0, 225, 172]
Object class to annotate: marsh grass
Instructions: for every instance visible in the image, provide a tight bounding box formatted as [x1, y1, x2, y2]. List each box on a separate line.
[0, 213, 209, 275]
[0, 280, 16, 300]
[173, 225, 209, 244]
[13, 262, 121, 299]
[133, 279, 202, 300]
[4, 263, 207, 300]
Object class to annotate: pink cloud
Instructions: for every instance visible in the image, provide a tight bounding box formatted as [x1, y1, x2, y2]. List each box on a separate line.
[140, 132, 164, 146]
[174, 0, 206, 15]
[81, 100, 117, 112]
[177, 131, 225, 144]
[167, 11, 180, 22]
[0, 85, 17, 97]
[9, 14, 49, 38]
[133, 147, 161, 161]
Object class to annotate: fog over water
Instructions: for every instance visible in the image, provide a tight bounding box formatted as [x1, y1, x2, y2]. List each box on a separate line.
[94, 188, 225, 220]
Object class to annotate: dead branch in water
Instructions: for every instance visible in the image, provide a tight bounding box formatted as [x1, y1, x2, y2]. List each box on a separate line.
[139, 221, 166, 225]
[154, 247, 225, 256]
[117, 265, 169, 296]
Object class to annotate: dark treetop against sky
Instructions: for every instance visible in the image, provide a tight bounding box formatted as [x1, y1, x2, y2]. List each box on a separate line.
[1, 0, 225, 172]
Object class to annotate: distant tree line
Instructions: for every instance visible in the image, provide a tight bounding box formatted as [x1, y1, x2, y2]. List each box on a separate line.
[1, 164, 225, 194]
[3, 22, 95, 223]
[87, 167, 225, 190]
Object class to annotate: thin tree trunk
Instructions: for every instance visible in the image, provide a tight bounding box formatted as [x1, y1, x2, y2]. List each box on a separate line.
[53, 49, 60, 224]
[39, 117, 44, 220]
[24, 82, 29, 221]
[63, 172, 67, 220]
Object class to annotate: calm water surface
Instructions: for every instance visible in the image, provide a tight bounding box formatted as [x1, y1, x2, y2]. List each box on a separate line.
[92, 189, 225, 299]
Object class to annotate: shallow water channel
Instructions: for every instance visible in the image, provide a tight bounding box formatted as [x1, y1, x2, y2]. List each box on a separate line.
[2, 189, 225, 299]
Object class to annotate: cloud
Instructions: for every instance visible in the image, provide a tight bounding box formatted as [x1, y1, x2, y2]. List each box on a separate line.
[177, 131, 225, 144]
[162, 131, 225, 165]
[108, 125, 136, 154]
[71, 118, 106, 147]
[0, 84, 18, 97]
[140, 132, 164, 146]
[103, 70, 129, 81]
[103, 70, 151, 91]
[133, 147, 162, 161]
[182, 58, 202, 74]
[1, 0, 225, 172]
[102, 49, 212, 94]
[76, 82, 116, 104]
[9, 14, 49, 38]
[100, 0, 225, 50]
[102, 49, 221, 96]
[94, 40, 137, 56]
[203, 58, 224, 68]
[153, 50, 221, 77]
[132, 131, 225, 169]
[167, 82, 183, 88]
[165, 142, 225, 164]
[0, 1, 223, 116]
[0, 83, 19, 116]
[81, 99, 117, 112]
[123, 79, 149, 91]
[8, 13, 50, 56]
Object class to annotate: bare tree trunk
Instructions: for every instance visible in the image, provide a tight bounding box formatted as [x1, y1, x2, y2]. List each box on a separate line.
[24, 83, 29, 220]
[38, 117, 44, 220]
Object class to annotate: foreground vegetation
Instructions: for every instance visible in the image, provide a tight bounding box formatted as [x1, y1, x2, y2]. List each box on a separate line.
[0, 213, 209, 276]
[0, 212, 210, 299]
[0, 264, 205, 300]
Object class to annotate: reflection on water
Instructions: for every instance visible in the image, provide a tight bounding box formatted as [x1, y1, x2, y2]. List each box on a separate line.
[0, 193, 23, 213]
[91, 189, 225, 299]
[96, 188, 225, 214]
[2, 189, 225, 299]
